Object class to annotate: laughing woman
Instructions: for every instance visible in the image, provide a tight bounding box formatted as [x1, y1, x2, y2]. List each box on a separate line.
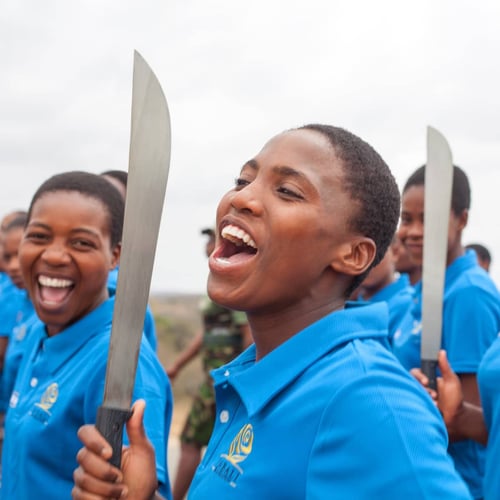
[0, 172, 172, 499]
[73, 125, 470, 499]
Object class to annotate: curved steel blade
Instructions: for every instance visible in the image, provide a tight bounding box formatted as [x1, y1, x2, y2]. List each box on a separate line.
[421, 126, 453, 384]
[103, 50, 171, 408]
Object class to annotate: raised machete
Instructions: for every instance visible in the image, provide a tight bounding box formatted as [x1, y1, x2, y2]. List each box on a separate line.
[420, 126, 453, 391]
[96, 50, 171, 466]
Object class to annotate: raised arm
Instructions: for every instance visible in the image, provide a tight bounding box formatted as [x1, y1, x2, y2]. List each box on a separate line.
[166, 331, 203, 380]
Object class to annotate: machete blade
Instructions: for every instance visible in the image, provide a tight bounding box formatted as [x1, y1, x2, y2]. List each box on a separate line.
[420, 126, 453, 390]
[96, 50, 171, 466]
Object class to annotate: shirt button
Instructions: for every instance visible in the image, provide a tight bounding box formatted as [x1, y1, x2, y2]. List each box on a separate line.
[220, 410, 230, 423]
[224, 370, 230, 377]
[30, 378, 38, 387]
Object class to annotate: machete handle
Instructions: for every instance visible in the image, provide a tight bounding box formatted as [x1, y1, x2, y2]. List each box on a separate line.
[420, 359, 438, 392]
[96, 405, 133, 468]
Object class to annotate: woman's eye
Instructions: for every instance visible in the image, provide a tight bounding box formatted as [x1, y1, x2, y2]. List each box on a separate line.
[25, 232, 49, 242]
[278, 186, 303, 199]
[234, 177, 250, 189]
[73, 240, 94, 249]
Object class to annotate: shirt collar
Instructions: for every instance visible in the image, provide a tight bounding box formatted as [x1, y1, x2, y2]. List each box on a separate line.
[32, 296, 115, 374]
[370, 273, 411, 303]
[213, 302, 388, 417]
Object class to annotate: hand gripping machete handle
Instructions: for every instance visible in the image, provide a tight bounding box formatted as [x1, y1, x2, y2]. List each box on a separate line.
[421, 359, 438, 392]
[96, 406, 133, 467]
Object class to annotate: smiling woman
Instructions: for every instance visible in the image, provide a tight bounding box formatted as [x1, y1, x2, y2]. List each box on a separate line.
[73, 125, 472, 500]
[0, 171, 173, 500]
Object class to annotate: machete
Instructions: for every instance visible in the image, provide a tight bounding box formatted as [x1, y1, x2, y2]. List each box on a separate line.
[420, 126, 453, 391]
[96, 50, 171, 467]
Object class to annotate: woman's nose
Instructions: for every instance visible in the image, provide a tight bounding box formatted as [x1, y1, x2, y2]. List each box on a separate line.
[229, 182, 264, 215]
[41, 244, 71, 265]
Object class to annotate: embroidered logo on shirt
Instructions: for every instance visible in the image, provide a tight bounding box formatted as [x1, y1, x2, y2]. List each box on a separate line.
[13, 324, 27, 341]
[212, 423, 254, 487]
[411, 320, 422, 335]
[30, 383, 59, 424]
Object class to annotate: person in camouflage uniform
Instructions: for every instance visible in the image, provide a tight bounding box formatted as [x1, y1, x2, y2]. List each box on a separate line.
[167, 229, 252, 500]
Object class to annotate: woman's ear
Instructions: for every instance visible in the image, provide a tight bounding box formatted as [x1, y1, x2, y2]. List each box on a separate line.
[458, 209, 468, 231]
[110, 242, 121, 270]
[330, 237, 377, 277]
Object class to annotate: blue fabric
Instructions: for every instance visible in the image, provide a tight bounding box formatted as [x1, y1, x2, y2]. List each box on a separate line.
[0, 285, 31, 337]
[0, 288, 37, 411]
[107, 266, 157, 351]
[189, 302, 470, 499]
[357, 273, 414, 342]
[392, 250, 500, 499]
[0, 273, 13, 296]
[478, 335, 500, 500]
[0, 311, 40, 412]
[1, 296, 173, 499]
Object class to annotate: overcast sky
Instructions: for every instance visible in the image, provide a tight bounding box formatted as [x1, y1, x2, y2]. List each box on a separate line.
[1, 0, 499, 293]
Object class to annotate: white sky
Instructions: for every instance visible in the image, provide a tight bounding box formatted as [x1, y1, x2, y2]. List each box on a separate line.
[1, 0, 499, 293]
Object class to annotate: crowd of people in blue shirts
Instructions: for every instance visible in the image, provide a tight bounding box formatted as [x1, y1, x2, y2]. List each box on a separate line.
[0, 124, 499, 499]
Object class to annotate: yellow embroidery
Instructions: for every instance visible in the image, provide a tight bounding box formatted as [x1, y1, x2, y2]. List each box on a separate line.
[221, 423, 254, 472]
[35, 383, 59, 411]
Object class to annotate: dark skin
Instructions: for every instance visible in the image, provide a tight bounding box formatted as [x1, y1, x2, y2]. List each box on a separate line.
[20, 191, 120, 337]
[72, 129, 377, 499]
[399, 184, 479, 441]
[0, 212, 25, 372]
[411, 350, 488, 446]
[208, 130, 375, 360]
[357, 245, 396, 300]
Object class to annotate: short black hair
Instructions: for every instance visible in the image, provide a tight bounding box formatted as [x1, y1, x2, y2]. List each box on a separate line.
[465, 243, 491, 264]
[28, 171, 124, 248]
[101, 170, 128, 189]
[403, 164, 471, 216]
[1, 210, 27, 231]
[298, 124, 401, 295]
[201, 227, 215, 238]
[4, 212, 28, 232]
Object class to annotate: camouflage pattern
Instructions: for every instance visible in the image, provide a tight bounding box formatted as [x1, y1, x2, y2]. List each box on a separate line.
[181, 297, 248, 447]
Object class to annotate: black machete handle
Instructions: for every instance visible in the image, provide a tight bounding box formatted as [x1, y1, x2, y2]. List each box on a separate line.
[421, 358, 438, 392]
[96, 405, 133, 468]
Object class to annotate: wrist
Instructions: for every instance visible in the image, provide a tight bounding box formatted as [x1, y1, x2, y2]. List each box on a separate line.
[446, 399, 467, 438]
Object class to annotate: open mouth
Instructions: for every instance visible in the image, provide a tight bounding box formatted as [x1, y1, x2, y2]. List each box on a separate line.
[38, 274, 75, 305]
[217, 224, 258, 262]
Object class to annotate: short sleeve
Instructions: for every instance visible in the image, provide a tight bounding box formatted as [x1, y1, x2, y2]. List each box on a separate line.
[443, 287, 500, 373]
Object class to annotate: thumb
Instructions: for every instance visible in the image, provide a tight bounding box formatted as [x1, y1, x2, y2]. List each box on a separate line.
[437, 350, 454, 380]
[126, 399, 147, 445]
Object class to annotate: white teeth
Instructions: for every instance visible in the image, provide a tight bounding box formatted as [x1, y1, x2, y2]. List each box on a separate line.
[221, 224, 257, 248]
[38, 275, 73, 288]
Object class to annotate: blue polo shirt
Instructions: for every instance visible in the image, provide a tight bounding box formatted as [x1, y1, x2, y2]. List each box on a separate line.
[108, 266, 158, 351]
[188, 302, 470, 499]
[0, 310, 40, 412]
[0, 284, 30, 338]
[1, 296, 173, 499]
[0, 272, 12, 295]
[478, 335, 500, 500]
[392, 250, 500, 499]
[358, 273, 414, 343]
[0, 288, 37, 411]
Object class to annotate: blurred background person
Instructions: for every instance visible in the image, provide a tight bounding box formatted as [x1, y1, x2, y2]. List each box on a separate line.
[465, 243, 492, 273]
